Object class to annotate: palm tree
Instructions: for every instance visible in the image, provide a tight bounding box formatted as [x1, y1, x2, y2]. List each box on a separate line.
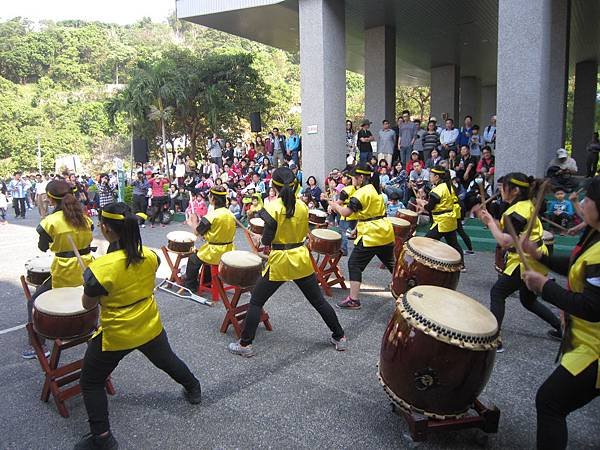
[147, 102, 175, 178]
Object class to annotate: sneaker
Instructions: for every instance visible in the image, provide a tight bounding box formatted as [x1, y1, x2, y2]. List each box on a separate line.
[183, 384, 202, 404]
[337, 296, 361, 310]
[21, 347, 50, 359]
[465, 250, 475, 255]
[73, 431, 118, 450]
[547, 329, 563, 341]
[330, 336, 348, 351]
[228, 341, 256, 357]
[496, 342, 505, 353]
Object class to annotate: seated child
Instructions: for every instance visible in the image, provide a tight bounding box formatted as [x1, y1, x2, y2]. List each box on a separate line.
[229, 198, 241, 220]
[545, 187, 575, 230]
[386, 191, 405, 217]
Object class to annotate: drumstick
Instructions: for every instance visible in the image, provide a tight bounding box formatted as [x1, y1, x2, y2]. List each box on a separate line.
[477, 181, 486, 209]
[66, 234, 86, 272]
[540, 216, 569, 232]
[523, 179, 549, 241]
[481, 192, 498, 206]
[504, 217, 532, 272]
[412, 187, 419, 199]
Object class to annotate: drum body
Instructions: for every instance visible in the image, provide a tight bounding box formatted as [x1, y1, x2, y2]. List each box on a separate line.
[249, 218, 265, 235]
[494, 245, 506, 274]
[309, 229, 341, 255]
[388, 217, 412, 259]
[33, 287, 99, 339]
[219, 250, 263, 288]
[167, 231, 197, 253]
[379, 286, 499, 418]
[396, 209, 418, 234]
[308, 209, 327, 225]
[391, 237, 462, 298]
[25, 255, 52, 286]
[542, 230, 554, 255]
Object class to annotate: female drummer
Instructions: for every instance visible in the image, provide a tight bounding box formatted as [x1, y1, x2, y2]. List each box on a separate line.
[521, 177, 600, 450]
[328, 164, 395, 309]
[229, 167, 347, 357]
[184, 185, 236, 292]
[478, 173, 562, 353]
[75, 202, 201, 450]
[23, 180, 94, 359]
[416, 166, 464, 261]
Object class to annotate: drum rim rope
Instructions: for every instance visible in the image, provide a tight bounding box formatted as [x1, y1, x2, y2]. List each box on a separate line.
[404, 240, 464, 271]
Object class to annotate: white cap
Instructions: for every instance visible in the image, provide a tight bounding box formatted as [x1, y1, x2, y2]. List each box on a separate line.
[556, 148, 568, 158]
[450, 170, 457, 179]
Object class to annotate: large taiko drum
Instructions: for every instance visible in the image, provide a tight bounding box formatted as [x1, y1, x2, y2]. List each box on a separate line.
[391, 237, 463, 298]
[33, 287, 99, 339]
[308, 209, 327, 225]
[167, 231, 197, 253]
[249, 217, 265, 235]
[25, 255, 53, 286]
[219, 250, 263, 288]
[494, 245, 506, 274]
[387, 217, 412, 259]
[379, 285, 499, 418]
[396, 209, 418, 235]
[542, 230, 554, 255]
[309, 228, 341, 255]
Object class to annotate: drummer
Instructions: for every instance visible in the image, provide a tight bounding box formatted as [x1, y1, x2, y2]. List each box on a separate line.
[23, 180, 94, 360]
[229, 167, 347, 357]
[184, 185, 236, 292]
[521, 177, 599, 450]
[75, 202, 201, 450]
[416, 166, 464, 262]
[328, 164, 395, 309]
[477, 173, 562, 353]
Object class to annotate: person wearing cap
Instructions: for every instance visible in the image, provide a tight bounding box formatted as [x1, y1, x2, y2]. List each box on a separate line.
[132, 170, 151, 227]
[547, 148, 579, 192]
[286, 127, 301, 167]
[184, 184, 236, 293]
[406, 149, 425, 173]
[328, 164, 395, 309]
[357, 119, 375, 165]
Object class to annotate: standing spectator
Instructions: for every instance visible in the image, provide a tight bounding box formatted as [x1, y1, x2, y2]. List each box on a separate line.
[132, 170, 150, 227]
[233, 139, 245, 159]
[421, 120, 441, 161]
[0, 183, 8, 224]
[247, 142, 257, 161]
[148, 172, 169, 228]
[377, 119, 396, 166]
[456, 145, 478, 187]
[440, 118, 459, 157]
[271, 128, 286, 168]
[264, 132, 274, 164]
[174, 156, 186, 185]
[477, 146, 496, 183]
[96, 173, 116, 210]
[391, 116, 403, 163]
[357, 119, 374, 165]
[9, 171, 27, 219]
[585, 131, 600, 178]
[397, 110, 417, 165]
[345, 120, 355, 159]
[255, 135, 266, 156]
[413, 119, 426, 158]
[34, 173, 50, 219]
[483, 115, 497, 150]
[208, 133, 223, 168]
[286, 127, 301, 167]
[223, 141, 234, 162]
[469, 125, 483, 159]
[457, 115, 473, 148]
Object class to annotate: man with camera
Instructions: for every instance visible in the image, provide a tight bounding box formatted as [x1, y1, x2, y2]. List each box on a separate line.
[132, 170, 151, 227]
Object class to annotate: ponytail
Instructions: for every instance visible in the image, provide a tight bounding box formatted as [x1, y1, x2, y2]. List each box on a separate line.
[272, 167, 297, 218]
[100, 202, 144, 267]
[46, 180, 87, 229]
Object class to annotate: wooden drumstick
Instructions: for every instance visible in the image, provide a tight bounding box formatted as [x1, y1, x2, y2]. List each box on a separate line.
[481, 192, 498, 207]
[66, 234, 86, 272]
[523, 179, 549, 241]
[540, 216, 569, 232]
[504, 217, 532, 272]
[477, 181, 487, 209]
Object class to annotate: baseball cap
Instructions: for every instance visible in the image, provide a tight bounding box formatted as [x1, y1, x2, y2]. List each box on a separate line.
[556, 148, 568, 158]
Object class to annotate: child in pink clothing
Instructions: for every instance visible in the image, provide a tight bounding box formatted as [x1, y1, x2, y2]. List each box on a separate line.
[186, 194, 207, 219]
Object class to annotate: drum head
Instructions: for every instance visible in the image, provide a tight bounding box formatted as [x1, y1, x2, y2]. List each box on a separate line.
[407, 236, 462, 265]
[404, 285, 498, 340]
[311, 228, 341, 240]
[25, 255, 53, 272]
[250, 218, 264, 227]
[220, 250, 263, 268]
[167, 231, 197, 243]
[309, 209, 327, 218]
[398, 209, 418, 218]
[35, 287, 86, 316]
[388, 217, 411, 228]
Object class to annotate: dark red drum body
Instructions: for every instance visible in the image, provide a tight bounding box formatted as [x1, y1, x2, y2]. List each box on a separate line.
[396, 209, 418, 235]
[249, 218, 265, 235]
[25, 255, 52, 286]
[308, 209, 327, 225]
[494, 245, 506, 274]
[379, 286, 499, 418]
[167, 231, 197, 253]
[387, 217, 412, 259]
[33, 287, 99, 339]
[391, 237, 462, 298]
[309, 229, 341, 255]
[219, 250, 263, 288]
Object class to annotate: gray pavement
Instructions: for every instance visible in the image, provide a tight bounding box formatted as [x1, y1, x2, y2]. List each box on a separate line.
[0, 208, 598, 449]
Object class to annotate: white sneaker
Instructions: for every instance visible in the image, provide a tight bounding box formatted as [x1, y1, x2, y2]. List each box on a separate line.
[330, 336, 348, 351]
[228, 341, 255, 357]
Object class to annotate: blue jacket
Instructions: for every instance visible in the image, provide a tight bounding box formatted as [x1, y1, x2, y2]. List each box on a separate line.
[286, 135, 300, 152]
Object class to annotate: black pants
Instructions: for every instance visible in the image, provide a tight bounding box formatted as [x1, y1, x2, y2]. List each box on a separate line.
[150, 196, 166, 224]
[586, 152, 599, 177]
[426, 225, 464, 261]
[13, 197, 26, 218]
[490, 266, 561, 331]
[132, 194, 147, 224]
[347, 241, 395, 282]
[240, 272, 344, 345]
[456, 221, 473, 251]
[184, 253, 211, 291]
[536, 362, 599, 449]
[80, 330, 199, 435]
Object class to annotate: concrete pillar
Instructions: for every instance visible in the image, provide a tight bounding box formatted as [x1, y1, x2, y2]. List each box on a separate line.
[571, 60, 598, 172]
[480, 85, 497, 128]
[459, 76, 481, 126]
[365, 25, 396, 125]
[298, 0, 346, 183]
[496, 0, 569, 177]
[430, 65, 459, 123]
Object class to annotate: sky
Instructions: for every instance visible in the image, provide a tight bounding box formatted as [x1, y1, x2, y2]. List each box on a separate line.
[0, 0, 175, 25]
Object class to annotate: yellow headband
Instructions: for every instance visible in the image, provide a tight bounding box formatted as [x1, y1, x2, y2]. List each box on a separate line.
[354, 169, 372, 176]
[271, 179, 295, 188]
[101, 210, 148, 221]
[47, 192, 64, 200]
[510, 178, 529, 188]
[210, 188, 227, 196]
[431, 168, 445, 175]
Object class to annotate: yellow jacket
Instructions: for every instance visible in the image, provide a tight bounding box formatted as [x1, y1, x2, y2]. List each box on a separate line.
[350, 184, 394, 247]
[429, 182, 458, 233]
[196, 207, 236, 265]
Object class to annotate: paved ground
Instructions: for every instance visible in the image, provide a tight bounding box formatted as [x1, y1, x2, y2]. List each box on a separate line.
[0, 208, 598, 449]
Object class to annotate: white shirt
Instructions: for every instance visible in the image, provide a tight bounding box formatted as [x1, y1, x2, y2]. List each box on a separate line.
[440, 128, 459, 146]
[35, 180, 48, 195]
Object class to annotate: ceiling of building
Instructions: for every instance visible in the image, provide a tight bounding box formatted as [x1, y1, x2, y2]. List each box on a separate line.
[178, 0, 599, 86]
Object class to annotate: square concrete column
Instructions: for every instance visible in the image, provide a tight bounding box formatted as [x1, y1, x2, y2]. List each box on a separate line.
[480, 85, 497, 127]
[430, 65, 459, 123]
[496, 0, 569, 177]
[571, 60, 598, 172]
[459, 76, 481, 125]
[365, 25, 396, 124]
[298, 0, 346, 184]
